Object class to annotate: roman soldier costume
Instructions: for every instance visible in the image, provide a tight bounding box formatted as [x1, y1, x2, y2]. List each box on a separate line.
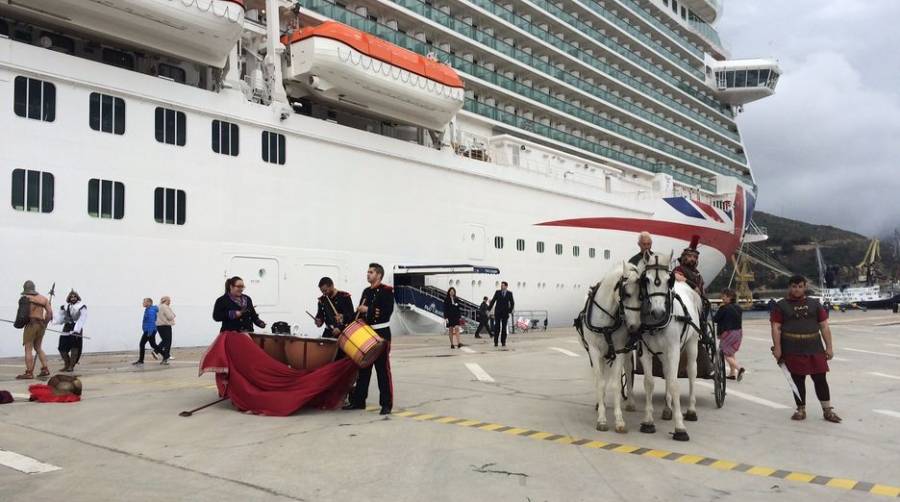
[56, 290, 87, 372]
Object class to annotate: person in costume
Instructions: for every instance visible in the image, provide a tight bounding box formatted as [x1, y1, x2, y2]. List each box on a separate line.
[16, 280, 52, 379]
[55, 290, 87, 372]
[770, 275, 841, 423]
[674, 236, 710, 338]
[344, 263, 394, 415]
[213, 276, 267, 333]
[314, 277, 355, 338]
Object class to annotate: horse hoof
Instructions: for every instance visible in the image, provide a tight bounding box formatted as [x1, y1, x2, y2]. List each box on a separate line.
[661, 409, 673, 421]
[640, 423, 656, 434]
[624, 402, 637, 412]
[683, 410, 698, 422]
[672, 429, 690, 442]
[596, 422, 609, 432]
[615, 424, 627, 434]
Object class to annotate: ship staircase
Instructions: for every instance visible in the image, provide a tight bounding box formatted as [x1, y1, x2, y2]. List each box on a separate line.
[393, 264, 499, 334]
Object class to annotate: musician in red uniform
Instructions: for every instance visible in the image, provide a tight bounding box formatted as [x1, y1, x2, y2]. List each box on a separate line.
[314, 277, 355, 338]
[344, 263, 395, 415]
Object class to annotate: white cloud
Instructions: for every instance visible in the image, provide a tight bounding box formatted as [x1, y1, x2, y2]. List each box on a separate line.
[718, 0, 900, 236]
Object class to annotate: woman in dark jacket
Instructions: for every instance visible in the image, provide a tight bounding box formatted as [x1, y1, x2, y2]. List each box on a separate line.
[714, 288, 744, 381]
[444, 287, 463, 349]
[213, 276, 266, 332]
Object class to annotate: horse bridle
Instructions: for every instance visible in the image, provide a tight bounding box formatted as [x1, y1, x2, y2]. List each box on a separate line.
[639, 261, 675, 331]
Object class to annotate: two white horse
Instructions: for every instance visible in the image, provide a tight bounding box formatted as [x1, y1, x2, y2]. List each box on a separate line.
[580, 254, 702, 441]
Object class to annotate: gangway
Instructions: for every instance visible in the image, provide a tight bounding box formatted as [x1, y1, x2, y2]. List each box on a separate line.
[393, 264, 499, 334]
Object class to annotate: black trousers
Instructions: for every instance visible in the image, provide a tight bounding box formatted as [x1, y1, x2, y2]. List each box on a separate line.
[474, 320, 489, 336]
[791, 372, 831, 407]
[157, 326, 173, 360]
[138, 329, 159, 362]
[493, 315, 509, 346]
[350, 341, 392, 408]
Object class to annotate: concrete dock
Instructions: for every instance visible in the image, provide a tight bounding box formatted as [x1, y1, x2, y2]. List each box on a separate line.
[1, 311, 899, 501]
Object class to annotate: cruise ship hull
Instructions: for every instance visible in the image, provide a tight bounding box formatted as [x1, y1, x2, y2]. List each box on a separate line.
[0, 38, 748, 357]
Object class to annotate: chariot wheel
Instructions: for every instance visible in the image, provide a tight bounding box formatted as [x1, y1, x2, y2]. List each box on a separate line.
[713, 347, 727, 408]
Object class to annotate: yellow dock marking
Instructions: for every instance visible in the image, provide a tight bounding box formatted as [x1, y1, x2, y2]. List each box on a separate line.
[369, 408, 900, 498]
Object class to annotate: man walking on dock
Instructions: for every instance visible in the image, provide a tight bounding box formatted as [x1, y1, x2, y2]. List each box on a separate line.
[489, 282, 515, 348]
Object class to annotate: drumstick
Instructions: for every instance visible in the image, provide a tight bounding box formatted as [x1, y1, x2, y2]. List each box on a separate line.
[355, 298, 367, 322]
[324, 296, 341, 318]
[305, 311, 317, 320]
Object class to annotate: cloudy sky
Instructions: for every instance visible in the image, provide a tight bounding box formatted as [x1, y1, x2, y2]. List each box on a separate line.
[716, 0, 900, 237]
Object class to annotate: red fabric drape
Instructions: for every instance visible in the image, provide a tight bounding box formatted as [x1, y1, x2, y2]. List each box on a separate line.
[199, 331, 359, 416]
[28, 384, 80, 403]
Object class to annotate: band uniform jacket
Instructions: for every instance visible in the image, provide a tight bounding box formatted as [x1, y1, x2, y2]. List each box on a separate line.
[315, 291, 355, 338]
[360, 284, 394, 340]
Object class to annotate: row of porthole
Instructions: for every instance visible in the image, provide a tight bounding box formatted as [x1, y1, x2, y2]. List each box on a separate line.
[492, 236, 612, 259]
[447, 279, 588, 290]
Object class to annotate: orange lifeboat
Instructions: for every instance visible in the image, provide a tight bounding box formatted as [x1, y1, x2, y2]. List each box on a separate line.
[283, 22, 465, 130]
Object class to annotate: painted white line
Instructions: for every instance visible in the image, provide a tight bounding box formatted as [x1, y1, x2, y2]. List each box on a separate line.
[550, 347, 580, 357]
[0, 450, 61, 474]
[11, 393, 30, 400]
[845, 348, 900, 358]
[464, 363, 495, 383]
[695, 381, 790, 409]
[886, 343, 900, 349]
[868, 372, 900, 381]
[459, 347, 476, 354]
[873, 409, 900, 419]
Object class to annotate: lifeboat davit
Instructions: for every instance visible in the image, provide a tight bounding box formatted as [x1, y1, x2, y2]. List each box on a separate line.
[283, 22, 465, 131]
[2, 0, 245, 67]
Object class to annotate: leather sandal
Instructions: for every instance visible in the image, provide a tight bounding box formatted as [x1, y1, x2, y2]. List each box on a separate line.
[823, 407, 842, 423]
[16, 371, 34, 380]
[791, 406, 806, 421]
[37, 367, 50, 377]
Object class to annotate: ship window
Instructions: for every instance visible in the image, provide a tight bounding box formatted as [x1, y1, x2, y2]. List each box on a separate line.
[41, 33, 75, 55]
[14, 76, 55, 122]
[516, 239, 525, 251]
[573, 245, 580, 257]
[87, 179, 125, 219]
[154, 187, 186, 225]
[536, 241, 545, 253]
[11, 169, 54, 213]
[154, 107, 186, 146]
[89, 93, 125, 135]
[261, 131, 286, 165]
[102, 48, 135, 70]
[589, 248, 596, 259]
[494, 236, 504, 249]
[555, 243, 563, 255]
[734, 70, 747, 88]
[725, 71, 735, 88]
[158, 63, 186, 84]
[604, 249, 611, 260]
[212, 120, 239, 156]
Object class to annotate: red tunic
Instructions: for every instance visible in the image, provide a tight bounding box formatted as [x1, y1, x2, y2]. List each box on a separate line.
[770, 297, 830, 375]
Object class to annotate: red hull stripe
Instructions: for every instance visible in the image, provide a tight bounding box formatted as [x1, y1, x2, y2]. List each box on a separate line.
[536, 187, 745, 258]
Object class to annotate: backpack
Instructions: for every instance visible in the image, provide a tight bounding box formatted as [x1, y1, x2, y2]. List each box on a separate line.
[13, 296, 30, 329]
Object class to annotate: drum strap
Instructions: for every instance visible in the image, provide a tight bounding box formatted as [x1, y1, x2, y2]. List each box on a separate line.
[370, 322, 390, 330]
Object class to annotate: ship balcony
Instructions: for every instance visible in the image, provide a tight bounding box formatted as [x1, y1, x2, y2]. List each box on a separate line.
[708, 58, 781, 106]
[679, 0, 723, 24]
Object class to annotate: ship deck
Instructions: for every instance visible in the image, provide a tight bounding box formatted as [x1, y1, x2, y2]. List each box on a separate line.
[1, 311, 899, 501]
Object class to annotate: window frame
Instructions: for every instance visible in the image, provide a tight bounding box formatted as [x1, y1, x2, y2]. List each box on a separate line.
[154, 107, 186, 146]
[13, 76, 56, 122]
[153, 187, 186, 225]
[87, 178, 125, 219]
[89, 92, 126, 135]
[11, 168, 54, 213]
[212, 119, 240, 156]
[494, 236, 504, 249]
[261, 130, 286, 165]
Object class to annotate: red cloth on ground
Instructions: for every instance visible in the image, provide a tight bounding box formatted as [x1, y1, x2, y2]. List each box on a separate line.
[28, 384, 80, 403]
[199, 331, 359, 416]
[783, 353, 829, 375]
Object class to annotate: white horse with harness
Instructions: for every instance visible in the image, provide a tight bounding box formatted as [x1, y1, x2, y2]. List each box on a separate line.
[629, 253, 703, 441]
[574, 262, 642, 433]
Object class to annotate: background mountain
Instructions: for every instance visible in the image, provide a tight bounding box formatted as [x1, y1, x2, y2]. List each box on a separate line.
[709, 212, 899, 293]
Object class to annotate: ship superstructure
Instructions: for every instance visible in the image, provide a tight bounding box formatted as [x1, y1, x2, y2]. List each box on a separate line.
[0, 0, 778, 355]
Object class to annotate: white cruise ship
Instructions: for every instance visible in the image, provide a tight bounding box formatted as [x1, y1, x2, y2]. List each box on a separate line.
[0, 0, 779, 356]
